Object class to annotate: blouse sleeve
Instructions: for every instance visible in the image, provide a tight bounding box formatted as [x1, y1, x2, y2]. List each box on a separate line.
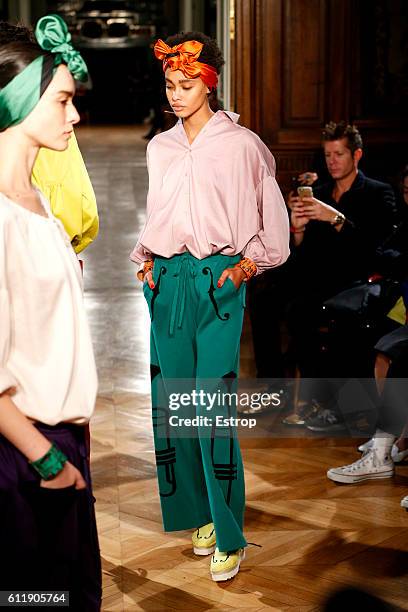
[242, 174, 290, 275]
[0, 219, 18, 394]
[32, 133, 99, 255]
[130, 143, 155, 265]
[71, 133, 99, 254]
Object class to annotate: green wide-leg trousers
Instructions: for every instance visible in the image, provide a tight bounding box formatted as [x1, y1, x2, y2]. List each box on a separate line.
[143, 252, 247, 552]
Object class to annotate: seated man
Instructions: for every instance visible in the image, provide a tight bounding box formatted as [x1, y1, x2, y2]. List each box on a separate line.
[287, 121, 397, 430]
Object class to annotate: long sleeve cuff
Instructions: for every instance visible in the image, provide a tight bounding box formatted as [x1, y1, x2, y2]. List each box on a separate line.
[130, 242, 153, 265]
[242, 175, 290, 275]
[242, 233, 290, 275]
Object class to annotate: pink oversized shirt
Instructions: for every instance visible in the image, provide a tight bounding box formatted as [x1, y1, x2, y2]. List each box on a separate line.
[130, 111, 290, 274]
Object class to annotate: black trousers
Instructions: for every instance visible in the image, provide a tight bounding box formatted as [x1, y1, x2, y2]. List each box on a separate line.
[0, 423, 102, 611]
[285, 289, 398, 404]
[247, 262, 295, 380]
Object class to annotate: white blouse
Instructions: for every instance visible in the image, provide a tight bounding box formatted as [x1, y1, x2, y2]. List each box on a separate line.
[0, 191, 97, 425]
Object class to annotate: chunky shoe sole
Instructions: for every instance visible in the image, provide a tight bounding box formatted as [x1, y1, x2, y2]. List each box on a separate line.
[193, 544, 216, 556]
[306, 422, 347, 433]
[401, 496, 408, 510]
[327, 468, 394, 484]
[211, 549, 245, 582]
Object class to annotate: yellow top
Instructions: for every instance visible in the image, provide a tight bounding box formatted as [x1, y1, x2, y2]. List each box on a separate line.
[32, 132, 99, 254]
[387, 296, 406, 325]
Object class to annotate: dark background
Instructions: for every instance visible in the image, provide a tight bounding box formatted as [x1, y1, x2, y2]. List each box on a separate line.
[2, 0, 407, 190]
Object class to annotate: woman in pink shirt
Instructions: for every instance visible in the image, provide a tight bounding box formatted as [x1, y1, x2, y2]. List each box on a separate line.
[131, 32, 289, 582]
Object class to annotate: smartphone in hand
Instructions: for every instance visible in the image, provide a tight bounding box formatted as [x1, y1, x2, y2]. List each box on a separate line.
[297, 186, 313, 198]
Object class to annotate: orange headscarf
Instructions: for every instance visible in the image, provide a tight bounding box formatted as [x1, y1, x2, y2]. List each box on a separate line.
[154, 39, 218, 91]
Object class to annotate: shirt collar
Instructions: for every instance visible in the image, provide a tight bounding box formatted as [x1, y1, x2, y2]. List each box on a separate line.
[176, 110, 240, 147]
[349, 169, 366, 191]
[320, 169, 366, 198]
[177, 109, 240, 128]
[222, 110, 240, 123]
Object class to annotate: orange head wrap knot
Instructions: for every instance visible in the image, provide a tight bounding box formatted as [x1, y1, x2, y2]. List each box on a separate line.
[154, 39, 218, 91]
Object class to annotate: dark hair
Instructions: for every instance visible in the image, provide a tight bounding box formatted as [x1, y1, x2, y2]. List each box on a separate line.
[0, 21, 35, 44]
[164, 31, 224, 111]
[322, 121, 363, 154]
[0, 41, 46, 90]
[401, 165, 408, 182]
[165, 31, 225, 74]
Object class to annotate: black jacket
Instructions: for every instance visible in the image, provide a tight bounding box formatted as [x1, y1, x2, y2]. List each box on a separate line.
[294, 170, 397, 295]
[375, 204, 408, 282]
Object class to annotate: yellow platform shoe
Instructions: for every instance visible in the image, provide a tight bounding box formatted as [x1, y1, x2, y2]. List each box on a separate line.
[210, 547, 245, 581]
[192, 522, 216, 555]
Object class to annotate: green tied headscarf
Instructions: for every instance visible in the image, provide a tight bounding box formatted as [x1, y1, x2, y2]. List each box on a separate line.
[0, 14, 88, 130]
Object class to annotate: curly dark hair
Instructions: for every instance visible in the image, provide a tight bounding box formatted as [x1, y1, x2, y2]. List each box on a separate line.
[165, 31, 225, 74]
[322, 121, 363, 154]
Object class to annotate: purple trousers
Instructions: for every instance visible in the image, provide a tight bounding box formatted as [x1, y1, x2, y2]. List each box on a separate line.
[0, 423, 102, 611]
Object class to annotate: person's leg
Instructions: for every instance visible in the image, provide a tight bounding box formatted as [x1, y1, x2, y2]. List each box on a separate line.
[247, 269, 285, 379]
[327, 346, 408, 485]
[374, 352, 391, 395]
[374, 325, 408, 459]
[144, 255, 212, 532]
[194, 254, 247, 553]
[376, 348, 408, 438]
[359, 326, 408, 451]
[286, 291, 334, 407]
[286, 292, 324, 380]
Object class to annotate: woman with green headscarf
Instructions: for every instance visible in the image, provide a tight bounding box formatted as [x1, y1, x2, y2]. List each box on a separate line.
[0, 15, 101, 609]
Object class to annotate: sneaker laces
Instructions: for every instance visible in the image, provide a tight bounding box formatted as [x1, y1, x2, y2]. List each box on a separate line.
[342, 448, 383, 472]
[316, 408, 339, 424]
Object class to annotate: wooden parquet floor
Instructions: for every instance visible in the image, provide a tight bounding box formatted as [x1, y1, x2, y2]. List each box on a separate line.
[89, 392, 408, 612]
[77, 126, 408, 611]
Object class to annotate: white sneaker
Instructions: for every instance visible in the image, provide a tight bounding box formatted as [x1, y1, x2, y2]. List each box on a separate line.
[358, 438, 374, 453]
[327, 449, 394, 484]
[391, 443, 408, 463]
[401, 495, 408, 509]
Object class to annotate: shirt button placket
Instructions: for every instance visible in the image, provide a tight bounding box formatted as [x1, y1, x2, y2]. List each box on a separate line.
[185, 151, 192, 212]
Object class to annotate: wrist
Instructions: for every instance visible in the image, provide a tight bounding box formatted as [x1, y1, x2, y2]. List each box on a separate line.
[137, 259, 154, 282]
[30, 443, 68, 481]
[235, 257, 257, 281]
[330, 212, 346, 226]
[290, 225, 305, 234]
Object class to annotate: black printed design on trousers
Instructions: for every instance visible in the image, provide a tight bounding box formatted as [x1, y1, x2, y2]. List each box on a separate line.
[150, 363, 161, 381]
[210, 371, 238, 505]
[211, 428, 237, 506]
[151, 266, 167, 322]
[153, 406, 177, 497]
[222, 371, 237, 393]
[202, 267, 230, 321]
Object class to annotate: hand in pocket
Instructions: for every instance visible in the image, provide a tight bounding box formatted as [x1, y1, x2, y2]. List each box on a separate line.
[217, 267, 246, 290]
[40, 461, 86, 490]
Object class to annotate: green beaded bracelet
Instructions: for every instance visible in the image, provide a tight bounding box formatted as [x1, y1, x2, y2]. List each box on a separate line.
[30, 443, 68, 480]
